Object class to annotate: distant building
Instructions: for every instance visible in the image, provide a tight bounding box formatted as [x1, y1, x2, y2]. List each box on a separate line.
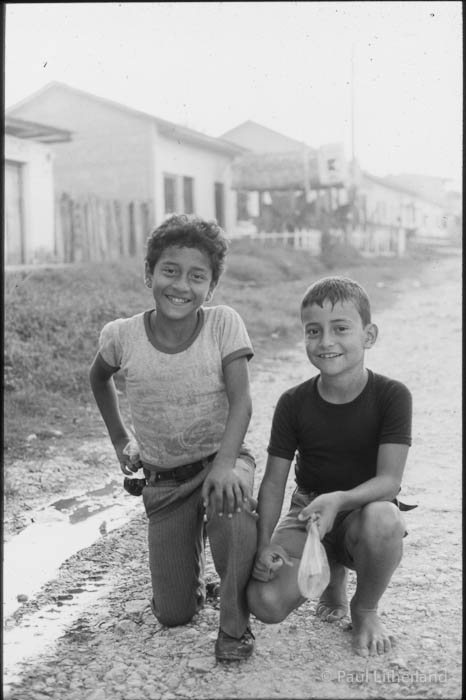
[381, 173, 462, 243]
[354, 172, 449, 256]
[383, 173, 451, 206]
[222, 120, 321, 233]
[4, 116, 71, 264]
[7, 82, 245, 248]
[359, 172, 460, 247]
[223, 119, 459, 251]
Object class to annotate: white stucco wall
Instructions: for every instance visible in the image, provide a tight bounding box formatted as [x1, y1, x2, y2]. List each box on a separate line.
[4, 135, 55, 263]
[362, 177, 448, 239]
[153, 130, 236, 235]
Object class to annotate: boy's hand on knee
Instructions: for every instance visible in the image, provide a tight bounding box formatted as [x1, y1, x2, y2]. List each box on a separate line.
[202, 462, 251, 518]
[298, 492, 343, 538]
[252, 545, 294, 582]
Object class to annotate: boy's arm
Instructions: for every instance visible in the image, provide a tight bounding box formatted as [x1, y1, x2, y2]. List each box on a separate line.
[336, 443, 409, 509]
[201, 355, 252, 516]
[252, 454, 294, 581]
[89, 352, 135, 474]
[300, 443, 410, 537]
[256, 455, 292, 547]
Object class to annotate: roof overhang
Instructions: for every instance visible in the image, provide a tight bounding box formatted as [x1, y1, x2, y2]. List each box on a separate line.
[156, 120, 246, 156]
[5, 116, 72, 143]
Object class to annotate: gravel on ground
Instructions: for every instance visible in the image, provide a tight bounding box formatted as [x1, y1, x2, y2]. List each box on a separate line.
[3, 253, 462, 699]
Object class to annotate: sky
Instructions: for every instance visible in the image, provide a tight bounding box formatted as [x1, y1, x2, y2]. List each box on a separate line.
[5, 1, 463, 189]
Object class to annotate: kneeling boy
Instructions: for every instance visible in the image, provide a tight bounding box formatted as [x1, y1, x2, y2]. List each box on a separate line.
[90, 215, 257, 661]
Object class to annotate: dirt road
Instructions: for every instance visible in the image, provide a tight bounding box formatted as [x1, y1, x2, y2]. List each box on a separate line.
[3, 253, 462, 699]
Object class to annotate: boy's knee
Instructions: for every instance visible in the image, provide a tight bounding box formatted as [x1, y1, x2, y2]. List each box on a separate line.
[155, 611, 194, 627]
[359, 501, 405, 545]
[246, 580, 289, 624]
[207, 508, 257, 542]
[151, 597, 198, 628]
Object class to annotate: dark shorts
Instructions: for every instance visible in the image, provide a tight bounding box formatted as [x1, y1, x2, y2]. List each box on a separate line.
[271, 487, 407, 570]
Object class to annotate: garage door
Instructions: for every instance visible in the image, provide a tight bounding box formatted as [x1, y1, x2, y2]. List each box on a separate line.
[5, 160, 25, 264]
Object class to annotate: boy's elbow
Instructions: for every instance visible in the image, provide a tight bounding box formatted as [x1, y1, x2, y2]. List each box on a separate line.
[385, 477, 402, 501]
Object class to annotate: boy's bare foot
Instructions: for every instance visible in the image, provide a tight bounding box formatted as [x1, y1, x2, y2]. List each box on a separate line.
[315, 562, 348, 622]
[350, 602, 395, 657]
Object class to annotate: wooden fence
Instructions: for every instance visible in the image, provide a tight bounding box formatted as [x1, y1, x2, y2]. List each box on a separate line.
[55, 194, 155, 262]
[244, 226, 409, 257]
[54, 195, 410, 264]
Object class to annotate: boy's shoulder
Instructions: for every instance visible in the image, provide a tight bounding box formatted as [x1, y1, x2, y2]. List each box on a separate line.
[369, 370, 412, 398]
[279, 376, 318, 402]
[203, 303, 242, 318]
[202, 304, 246, 327]
[277, 371, 411, 406]
[101, 311, 147, 335]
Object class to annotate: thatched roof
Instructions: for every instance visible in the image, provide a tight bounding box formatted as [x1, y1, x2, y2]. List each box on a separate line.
[232, 150, 321, 191]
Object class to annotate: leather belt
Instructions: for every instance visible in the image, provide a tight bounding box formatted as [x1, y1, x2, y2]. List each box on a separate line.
[145, 452, 217, 484]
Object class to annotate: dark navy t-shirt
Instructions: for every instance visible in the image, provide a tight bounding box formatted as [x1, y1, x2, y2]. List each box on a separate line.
[267, 369, 412, 494]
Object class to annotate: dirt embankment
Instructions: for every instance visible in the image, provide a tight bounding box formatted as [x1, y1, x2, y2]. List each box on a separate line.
[4, 253, 462, 699]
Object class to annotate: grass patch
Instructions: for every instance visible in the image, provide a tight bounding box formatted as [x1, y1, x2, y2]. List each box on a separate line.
[4, 238, 447, 457]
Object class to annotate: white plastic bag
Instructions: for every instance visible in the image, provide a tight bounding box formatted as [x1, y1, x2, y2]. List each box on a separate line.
[297, 520, 331, 598]
[123, 436, 142, 471]
[123, 436, 140, 461]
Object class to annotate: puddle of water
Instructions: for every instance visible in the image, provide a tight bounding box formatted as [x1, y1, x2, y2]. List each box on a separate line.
[2, 481, 143, 687]
[3, 489, 140, 618]
[3, 581, 113, 690]
[50, 480, 121, 516]
[68, 502, 115, 524]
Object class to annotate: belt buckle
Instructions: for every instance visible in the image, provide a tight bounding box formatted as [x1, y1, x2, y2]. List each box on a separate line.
[153, 470, 168, 483]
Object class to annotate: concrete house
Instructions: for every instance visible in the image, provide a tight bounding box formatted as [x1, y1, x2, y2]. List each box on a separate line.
[4, 116, 71, 264]
[7, 82, 245, 243]
[382, 173, 461, 243]
[356, 172, 454, 254]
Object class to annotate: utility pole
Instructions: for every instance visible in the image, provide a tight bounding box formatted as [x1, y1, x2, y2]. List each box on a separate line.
[349, 43, 357, 239]
[351, 44, 355, 165]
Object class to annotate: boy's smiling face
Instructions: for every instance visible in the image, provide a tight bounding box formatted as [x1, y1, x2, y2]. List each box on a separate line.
[145, 245, 214, 324]
[302, 299, 377, 380]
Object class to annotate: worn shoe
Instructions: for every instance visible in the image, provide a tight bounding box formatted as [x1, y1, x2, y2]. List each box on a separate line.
[215, 627, 255, 661]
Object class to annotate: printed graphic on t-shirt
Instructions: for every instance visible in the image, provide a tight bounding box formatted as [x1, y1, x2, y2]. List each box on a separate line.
[98, 305, 253, 467]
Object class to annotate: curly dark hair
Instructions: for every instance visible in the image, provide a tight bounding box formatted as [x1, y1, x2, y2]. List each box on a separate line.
[301, 276, 372, 326]
[145, 214, 229, 286]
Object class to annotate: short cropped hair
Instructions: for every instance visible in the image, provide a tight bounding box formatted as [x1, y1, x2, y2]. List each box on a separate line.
[301, 276, 372, 325]
[145, 214, 229, 286]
